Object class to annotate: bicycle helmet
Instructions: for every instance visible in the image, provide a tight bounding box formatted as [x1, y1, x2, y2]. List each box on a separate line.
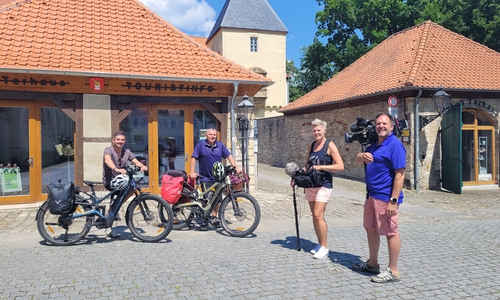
[212, 161, 225, 181]
[110, 174, 129, 190]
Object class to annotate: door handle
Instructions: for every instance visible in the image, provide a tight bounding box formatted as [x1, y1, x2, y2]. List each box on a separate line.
[28, 157, 34, 167]
[184, 153, 188, 162]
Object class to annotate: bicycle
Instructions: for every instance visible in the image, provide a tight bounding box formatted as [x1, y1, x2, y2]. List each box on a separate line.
[167, 165, 261, 237]
[36, 166, 174, 246]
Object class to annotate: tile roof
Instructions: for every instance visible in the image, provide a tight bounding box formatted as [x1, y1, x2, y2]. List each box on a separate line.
[282, 21, 500, 113]
[207, 0, 288, 42]
[0, 0, 271, 84]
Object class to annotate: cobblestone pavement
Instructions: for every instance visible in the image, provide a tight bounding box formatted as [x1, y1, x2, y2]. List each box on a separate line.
[0, 164, 499, 299]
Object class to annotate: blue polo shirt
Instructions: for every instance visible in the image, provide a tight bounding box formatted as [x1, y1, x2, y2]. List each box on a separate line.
[192, 140, 231, 182]
[365, 133, 406, 203]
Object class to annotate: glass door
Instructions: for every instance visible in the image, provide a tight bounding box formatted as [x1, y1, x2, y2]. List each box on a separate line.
[461, 109, 495, 186]
[0, 103, 32, 204]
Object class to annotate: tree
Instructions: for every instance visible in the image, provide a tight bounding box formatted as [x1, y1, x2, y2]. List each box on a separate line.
[286, 60, 302, 102]
[297, 0, 500, 93]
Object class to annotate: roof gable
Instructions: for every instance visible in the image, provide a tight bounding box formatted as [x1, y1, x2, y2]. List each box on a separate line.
[207, 0, 288, 41]
[282, 21, 500, 113]
[0, 0, 270, 83]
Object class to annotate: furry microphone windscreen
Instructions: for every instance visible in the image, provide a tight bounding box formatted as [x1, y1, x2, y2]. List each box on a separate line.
[285, 162, 300, 178]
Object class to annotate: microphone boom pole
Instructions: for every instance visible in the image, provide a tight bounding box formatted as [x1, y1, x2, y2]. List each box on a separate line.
[292, 185, 301, 251]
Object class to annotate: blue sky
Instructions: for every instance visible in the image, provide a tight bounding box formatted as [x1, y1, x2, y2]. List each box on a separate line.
[138, 0, 324, 66]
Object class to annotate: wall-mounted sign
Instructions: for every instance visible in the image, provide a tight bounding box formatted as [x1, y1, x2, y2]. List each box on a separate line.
[388, 95, 399, 107]
[89, 77, 104, 91]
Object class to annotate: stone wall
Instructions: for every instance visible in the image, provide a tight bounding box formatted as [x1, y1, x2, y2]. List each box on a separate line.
[257, 97, 500, 191]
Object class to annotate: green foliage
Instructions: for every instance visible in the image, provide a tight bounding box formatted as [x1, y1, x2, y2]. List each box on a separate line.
[295, 0, 500, 94]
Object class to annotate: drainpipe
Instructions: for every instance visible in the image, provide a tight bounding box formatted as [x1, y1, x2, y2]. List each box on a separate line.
[414, 89, 423, 191]
[230, 82, 239, 160]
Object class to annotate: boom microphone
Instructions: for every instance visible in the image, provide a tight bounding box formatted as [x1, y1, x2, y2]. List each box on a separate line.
[285, 162, 300, 178]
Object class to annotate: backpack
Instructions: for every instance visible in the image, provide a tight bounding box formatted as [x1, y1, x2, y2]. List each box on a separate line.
[47, 181, 75, 215]
[161, 170, 187, 204]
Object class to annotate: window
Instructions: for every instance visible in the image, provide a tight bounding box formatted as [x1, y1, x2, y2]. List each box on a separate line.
[250, 37, 258, 52]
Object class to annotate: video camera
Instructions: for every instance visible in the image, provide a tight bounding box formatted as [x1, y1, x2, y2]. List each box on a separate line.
[344, 117, 408, 146]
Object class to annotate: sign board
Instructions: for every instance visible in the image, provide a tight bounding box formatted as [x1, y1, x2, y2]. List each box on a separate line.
[388, 95, 399, 107]
[0, 167, 23, 193]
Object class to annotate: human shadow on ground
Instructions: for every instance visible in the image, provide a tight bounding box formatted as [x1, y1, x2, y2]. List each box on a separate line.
[271, 235, 371, 277]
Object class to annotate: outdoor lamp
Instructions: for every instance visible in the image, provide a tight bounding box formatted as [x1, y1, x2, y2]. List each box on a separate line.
[432, 86, 451, 115]
[237, 94, 255, 125]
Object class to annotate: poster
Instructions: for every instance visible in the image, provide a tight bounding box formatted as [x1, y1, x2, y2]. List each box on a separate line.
[0, 167, 23, 193]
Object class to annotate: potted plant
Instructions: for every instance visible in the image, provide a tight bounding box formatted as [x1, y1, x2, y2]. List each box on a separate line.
[228, 170, 250, 191]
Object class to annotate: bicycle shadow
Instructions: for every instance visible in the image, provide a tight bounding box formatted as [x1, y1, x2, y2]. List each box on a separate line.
[270, 235, 369, 275]
[38, 225, 172, 246]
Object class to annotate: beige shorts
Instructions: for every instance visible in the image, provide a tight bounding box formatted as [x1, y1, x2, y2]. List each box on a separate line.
[305, 187, 332, 203]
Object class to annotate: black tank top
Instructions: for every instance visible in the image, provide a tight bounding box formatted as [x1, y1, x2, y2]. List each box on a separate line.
[308, 140, 333, 188]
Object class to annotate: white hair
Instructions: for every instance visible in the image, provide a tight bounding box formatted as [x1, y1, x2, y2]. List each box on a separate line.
[311, 119, 327, 130]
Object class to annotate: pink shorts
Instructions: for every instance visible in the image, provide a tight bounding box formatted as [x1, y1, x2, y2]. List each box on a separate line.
[305, 187, 332, 203]
[363, 196, 399, 236]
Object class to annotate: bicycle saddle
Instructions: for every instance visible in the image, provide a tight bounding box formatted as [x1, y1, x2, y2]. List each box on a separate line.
[83, 180, 102, 187]
[166, 170, 188, 181]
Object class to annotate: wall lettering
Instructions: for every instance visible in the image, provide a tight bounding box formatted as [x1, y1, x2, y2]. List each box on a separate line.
[122, 82, 216, 93]
[1, 75, 69, 87]
[461, 99, 498, 117]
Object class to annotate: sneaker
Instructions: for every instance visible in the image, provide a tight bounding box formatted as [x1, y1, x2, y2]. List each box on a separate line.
[351, 261, 380, 274]
[105, 228, 120, 238]
[370, 267, 401, 283]
[313, 246, 329, 259]
[310, 244, 321, 255]
[209, 216, 221, 228]
[200, 220, 208, 231]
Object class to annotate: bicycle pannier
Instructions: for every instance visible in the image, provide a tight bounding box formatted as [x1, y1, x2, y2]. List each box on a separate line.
[161, 170, 186, 204]
[47, 181, 75, 215]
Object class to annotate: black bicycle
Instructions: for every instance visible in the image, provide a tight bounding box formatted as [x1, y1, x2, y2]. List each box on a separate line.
[168, 166, 261, 237]
[36, 166, 174, 246]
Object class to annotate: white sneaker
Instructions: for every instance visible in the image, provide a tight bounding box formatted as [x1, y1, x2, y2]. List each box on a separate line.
[310, 244, 321, 254]
[313, 246, 329, 259]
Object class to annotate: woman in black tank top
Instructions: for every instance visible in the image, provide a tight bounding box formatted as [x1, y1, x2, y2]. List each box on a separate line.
[301, 119, 344, 259]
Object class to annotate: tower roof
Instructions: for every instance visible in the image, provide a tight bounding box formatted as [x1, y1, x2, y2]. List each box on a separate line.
[207, 0, 288, 42]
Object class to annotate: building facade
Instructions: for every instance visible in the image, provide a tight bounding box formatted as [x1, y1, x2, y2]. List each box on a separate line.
[0, 0, 272, 205]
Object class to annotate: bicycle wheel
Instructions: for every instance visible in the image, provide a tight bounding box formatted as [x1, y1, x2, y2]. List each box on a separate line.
[126, 194, 173, 242]
[36, 195, 92, 246]
[170, 205, 195, 230]
[219, 192, 261, 237]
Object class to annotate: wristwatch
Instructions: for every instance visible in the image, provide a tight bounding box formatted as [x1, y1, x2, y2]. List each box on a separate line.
[390, 197, 398, 204]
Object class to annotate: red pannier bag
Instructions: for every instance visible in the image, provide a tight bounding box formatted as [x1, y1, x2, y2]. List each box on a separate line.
[161, 170, 187, 204]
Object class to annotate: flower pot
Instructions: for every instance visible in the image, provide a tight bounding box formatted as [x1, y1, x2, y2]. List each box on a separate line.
[232, 182, 243, 191]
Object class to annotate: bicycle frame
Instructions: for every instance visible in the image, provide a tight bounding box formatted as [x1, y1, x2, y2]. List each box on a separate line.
[62, 174, 141, 227]
[174, 179, 239, 220]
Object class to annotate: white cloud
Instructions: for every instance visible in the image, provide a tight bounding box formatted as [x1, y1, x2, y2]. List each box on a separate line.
[139, 0, 216, 37]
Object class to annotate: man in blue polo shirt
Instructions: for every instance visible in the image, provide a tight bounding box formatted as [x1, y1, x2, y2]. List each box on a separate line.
[352, 112, 406, 283]
[190, 128, 238, 230]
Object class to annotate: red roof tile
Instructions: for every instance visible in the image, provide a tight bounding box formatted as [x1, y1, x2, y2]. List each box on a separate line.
[282, 21, 500, 112]
[0, 0, 270, 84]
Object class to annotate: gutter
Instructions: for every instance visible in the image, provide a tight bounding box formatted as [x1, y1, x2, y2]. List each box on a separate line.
[0, 68, 274, 86]
[230, 82, 239, 160]
[414, 89, 423, 191]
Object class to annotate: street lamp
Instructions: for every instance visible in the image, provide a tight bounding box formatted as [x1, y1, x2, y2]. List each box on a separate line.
[432, 86, 452, 115]
[419, 86, 452, 129]
[237, 94, 254, 192]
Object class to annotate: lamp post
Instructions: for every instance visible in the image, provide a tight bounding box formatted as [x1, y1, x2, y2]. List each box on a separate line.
[419, 86, 452, 129]
[237, 94, 254, 192]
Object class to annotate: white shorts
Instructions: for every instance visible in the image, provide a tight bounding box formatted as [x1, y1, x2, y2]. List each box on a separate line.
[305, 187, 332, 203]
